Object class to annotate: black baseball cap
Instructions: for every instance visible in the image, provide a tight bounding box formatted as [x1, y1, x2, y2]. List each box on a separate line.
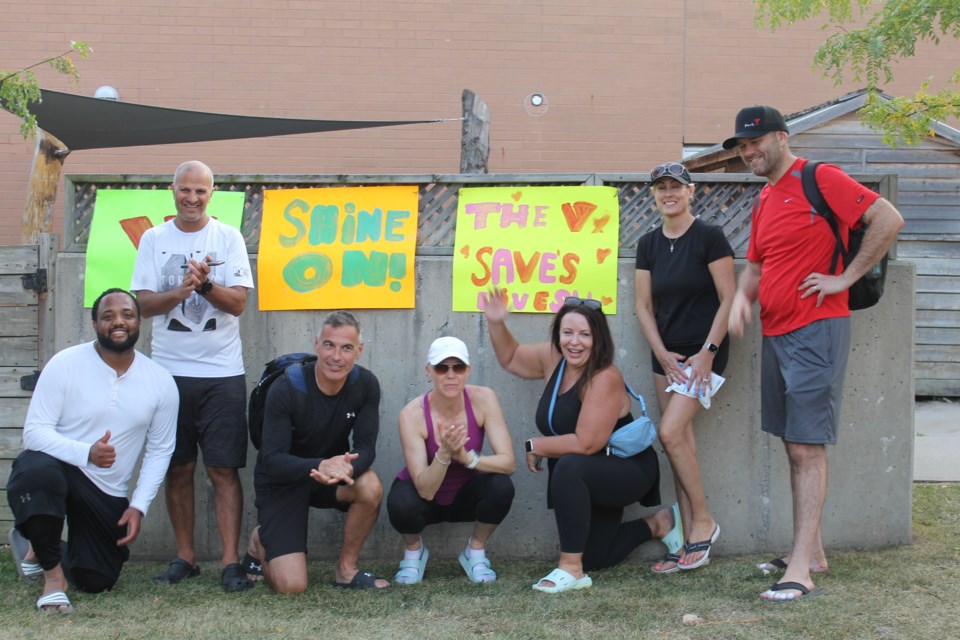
[722, 105, 789, 149]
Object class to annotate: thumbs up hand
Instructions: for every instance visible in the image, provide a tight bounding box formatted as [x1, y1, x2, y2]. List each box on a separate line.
[89, 430, 117, 468]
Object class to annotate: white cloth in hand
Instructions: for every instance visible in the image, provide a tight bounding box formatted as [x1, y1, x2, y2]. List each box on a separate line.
[665, 366, 725, 409]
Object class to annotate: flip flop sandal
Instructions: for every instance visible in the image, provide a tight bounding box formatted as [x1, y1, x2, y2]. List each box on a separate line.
[757, 557, 829, 575]
[9, 528, 43, 580]
[152, 558, 201, 584]
[531, 567, 592, 594]
[757, 557, 789, 573]
[652, 553, 682, 574]
[762, 580, 823, 602]
[36, 590, 73, 615]
[660, 503, 684, 555]
[334, 569, 389, 590]
[395, 546, 429, 585]
[459, 551, 496, 583]
[678, 523, 720, 571]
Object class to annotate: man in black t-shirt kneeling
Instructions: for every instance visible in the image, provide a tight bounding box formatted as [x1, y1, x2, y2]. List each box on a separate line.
[245, 311, 389, 592]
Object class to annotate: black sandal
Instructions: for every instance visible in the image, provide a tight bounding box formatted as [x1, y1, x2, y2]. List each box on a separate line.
[152, 558, 200, 584]
[221, 562, 253, 592]
[241, 552, 263, 580]
[333, 569, 389, 590]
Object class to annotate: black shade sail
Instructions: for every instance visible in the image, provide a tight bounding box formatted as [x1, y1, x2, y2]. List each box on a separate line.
[13, 89, 447, 151]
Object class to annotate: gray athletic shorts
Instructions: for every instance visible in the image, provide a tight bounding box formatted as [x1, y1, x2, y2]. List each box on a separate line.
[760, 317, 851, 445]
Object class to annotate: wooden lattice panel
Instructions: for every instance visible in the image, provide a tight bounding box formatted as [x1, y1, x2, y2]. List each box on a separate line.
[65, 174, 881, 257]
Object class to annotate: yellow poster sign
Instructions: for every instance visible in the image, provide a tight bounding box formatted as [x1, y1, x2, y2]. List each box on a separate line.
[259, 186, 419, 310]
[453, 186, 620, 314]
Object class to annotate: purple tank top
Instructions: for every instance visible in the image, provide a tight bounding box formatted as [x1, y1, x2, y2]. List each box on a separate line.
[396, 389, 484, 505]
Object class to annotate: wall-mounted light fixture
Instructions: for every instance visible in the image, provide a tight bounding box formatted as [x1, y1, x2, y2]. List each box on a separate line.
[94, 86, 120, 101]
[523, 92, 548, 116]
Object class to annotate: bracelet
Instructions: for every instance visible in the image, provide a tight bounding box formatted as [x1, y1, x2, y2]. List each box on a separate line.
[434, 455, 450, 466]
[466, 450, 481, 470]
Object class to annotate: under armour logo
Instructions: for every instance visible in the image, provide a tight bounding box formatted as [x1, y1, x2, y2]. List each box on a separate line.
[19, 493, 31, 503]
[345, 412, 356, 419]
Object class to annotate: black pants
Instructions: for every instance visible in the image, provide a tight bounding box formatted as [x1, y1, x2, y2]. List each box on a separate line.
[387, 474, 515, 534]
[550, 447, 660, 571]
[6, 450, 130, 593]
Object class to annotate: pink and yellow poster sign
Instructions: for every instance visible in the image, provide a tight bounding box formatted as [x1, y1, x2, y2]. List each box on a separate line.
[83, 189, 245, 307]
[258, 186, 419, 310]
[453, 186, 620, 313]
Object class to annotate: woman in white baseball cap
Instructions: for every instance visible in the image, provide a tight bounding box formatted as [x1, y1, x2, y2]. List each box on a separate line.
[386, 336, 516, 584]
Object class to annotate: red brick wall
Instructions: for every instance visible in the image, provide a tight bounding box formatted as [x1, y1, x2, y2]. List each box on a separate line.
[1, 0, 957, 244]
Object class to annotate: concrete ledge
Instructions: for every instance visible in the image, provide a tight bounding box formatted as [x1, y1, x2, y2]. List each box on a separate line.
[52, 255, 915, 560]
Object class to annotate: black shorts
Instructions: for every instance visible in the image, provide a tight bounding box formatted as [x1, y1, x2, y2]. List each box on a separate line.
[651, 337, 729, 376]
[6, 450, 130, 582]
[255, 477, 350, 562]
[171, 374, 248, 468]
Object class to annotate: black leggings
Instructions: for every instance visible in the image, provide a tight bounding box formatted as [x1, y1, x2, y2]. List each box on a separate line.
[387, 473, 515, 534]
[550, 447, 660, 571]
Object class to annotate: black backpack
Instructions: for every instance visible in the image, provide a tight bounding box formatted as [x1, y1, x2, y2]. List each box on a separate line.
[800, 161, 887, 311]
[248, 353, 364, 449]
[248, 352, 316, 450]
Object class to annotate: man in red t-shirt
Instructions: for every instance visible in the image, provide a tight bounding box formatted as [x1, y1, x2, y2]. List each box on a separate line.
[725, 106, 903, 602]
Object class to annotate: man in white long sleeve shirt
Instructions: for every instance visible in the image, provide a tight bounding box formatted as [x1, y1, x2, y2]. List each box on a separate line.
[6, 288, 178, 614]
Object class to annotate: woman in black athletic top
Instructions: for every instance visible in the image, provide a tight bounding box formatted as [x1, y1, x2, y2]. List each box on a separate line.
[485, 291, 676, 593]
[635, 162, 735, 573]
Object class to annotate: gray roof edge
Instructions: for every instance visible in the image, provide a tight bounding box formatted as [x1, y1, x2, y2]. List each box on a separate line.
[686, 90, 960, 162]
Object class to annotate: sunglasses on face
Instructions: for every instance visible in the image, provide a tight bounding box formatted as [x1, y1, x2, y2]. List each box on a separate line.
[650, 162, 688, 182]
[563, 297, 602, 311]
[433, 362, 468, 374]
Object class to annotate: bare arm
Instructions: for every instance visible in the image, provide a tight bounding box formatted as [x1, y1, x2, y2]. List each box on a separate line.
[201, 283, 248, 316]
[800, 197, 904, 305]
[190, 257, 248, 316]
[729, 260, 761, 338]
[398, 399, 464, 501]
[484, 287, 555, 380]
[466, 386, 516, 475]
[527, 367, 630, 459]
[133, 285, 195, 318]
[135, 258, 248, 318]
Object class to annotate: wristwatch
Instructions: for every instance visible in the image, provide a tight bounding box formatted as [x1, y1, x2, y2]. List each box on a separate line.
[703, 342, 719, 354]
[525, 439, 535, 454]
[197, 281, 213, 296]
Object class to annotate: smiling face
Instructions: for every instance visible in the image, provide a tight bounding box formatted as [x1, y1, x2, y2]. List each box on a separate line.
[94, 292, 141, 354]
[651, 177, 695, 219]
[558, 311, 593, 369]
[314, 323, 363, 392]
[172, 162, 214, 231]
[736, 131, 790, 180]
[427, 357, 470, 398]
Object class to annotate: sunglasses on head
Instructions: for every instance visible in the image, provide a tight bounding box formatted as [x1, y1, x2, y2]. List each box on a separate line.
[650, 162, 688, 182]
[433, 362, 468, 374]
[563, 297, 602, 311]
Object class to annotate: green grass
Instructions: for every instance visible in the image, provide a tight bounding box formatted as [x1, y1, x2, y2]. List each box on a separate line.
[1, 483, 958, 639]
